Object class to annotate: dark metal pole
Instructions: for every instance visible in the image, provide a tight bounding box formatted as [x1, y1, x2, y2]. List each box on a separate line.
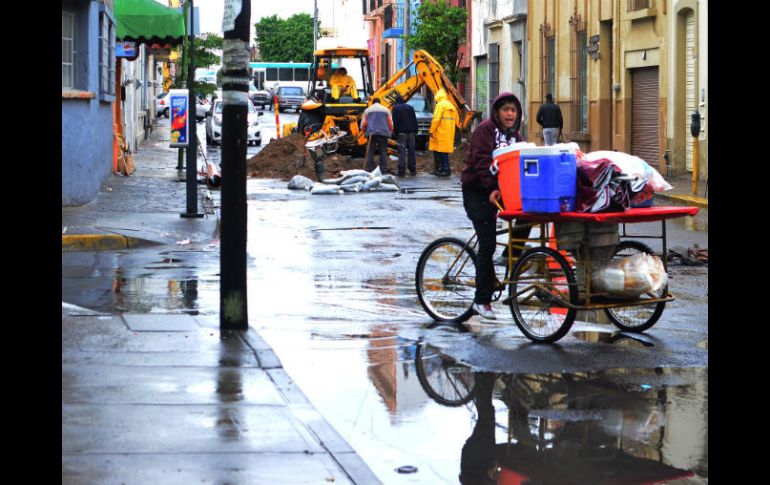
[220, 0, 250, 330]
[182, 0, 203, 218]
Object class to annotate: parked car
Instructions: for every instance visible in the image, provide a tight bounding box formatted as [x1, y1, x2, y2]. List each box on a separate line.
[407, 94, 434, 151]
[205, 99, 263, 146]
[156, 92, 170, 118]
[249, 84, 272, 110]
[276, 86, 305, 113]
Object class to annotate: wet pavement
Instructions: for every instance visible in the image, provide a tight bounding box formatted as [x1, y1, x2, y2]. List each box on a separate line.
[62, 114, 708, 483]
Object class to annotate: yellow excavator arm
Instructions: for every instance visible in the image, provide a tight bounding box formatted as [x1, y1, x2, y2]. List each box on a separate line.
[371, 50, 480, 130]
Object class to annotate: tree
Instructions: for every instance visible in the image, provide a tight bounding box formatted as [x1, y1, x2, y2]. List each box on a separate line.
[254, 13, 316, 62]
[406, 0, 468, 84]
[173, 32, 223, 98]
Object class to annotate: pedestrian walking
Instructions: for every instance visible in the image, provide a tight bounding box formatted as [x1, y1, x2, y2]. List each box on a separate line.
[391, 93, 418, 177]
[429, 89, 457, 177]
[460, 92, 531, 320]
[536, 93, 563, 146]
[361, 97, 394, 173]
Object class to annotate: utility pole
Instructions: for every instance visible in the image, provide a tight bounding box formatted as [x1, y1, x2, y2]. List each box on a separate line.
[220, 0, 251, 330]
[313, 0, 318, 52]
[181, 0, 203, 218]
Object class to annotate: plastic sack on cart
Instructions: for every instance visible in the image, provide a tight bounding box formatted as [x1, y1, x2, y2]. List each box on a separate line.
[575, 159, 642, 212]
[584, 151, 672, 192]
[591, 252, 668, 298]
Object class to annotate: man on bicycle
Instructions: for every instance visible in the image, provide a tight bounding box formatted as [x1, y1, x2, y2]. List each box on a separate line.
[460, 92, 530, 320]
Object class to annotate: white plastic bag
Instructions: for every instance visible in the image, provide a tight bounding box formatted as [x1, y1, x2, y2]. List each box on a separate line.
[591, 252, 668, 298]
[584, 151, 672, 192]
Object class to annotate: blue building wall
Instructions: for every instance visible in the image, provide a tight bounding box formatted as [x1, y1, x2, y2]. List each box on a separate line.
[62, 1, 115, 206]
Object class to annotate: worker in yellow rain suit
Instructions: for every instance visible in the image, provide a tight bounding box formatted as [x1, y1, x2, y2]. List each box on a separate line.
[329, 67, 358, 101]
[429, 88, 457, 176]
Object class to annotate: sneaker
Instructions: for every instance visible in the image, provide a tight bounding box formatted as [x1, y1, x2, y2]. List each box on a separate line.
[409, 170, 417, 176]
[472, 303, 497, 320]
[494, 255, 508, 266]
[436, 171, 451, 177]
[398, 171, 406, 177]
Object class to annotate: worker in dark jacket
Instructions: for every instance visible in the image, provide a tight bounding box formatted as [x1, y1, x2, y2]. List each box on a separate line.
[391, 94, 418, 177]
[460, 91, 531, 320]
[536, 93, 563, 145]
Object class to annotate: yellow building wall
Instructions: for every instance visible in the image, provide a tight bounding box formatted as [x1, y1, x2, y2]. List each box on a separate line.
[527, 0, 670, 169]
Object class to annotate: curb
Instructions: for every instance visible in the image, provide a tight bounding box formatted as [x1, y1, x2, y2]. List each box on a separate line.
[654, 193, 708, 209]
[62, 234, 159, 251]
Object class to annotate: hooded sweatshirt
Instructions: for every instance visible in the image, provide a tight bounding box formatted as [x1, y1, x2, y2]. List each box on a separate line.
[429, 89, 458, 153]
[460, 91, 524, 193]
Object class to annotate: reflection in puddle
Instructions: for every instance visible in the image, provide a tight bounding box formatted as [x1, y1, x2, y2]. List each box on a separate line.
[573, 331, 655, 348]
[413, 343, 707, 483]
[110, 275, 217, 314]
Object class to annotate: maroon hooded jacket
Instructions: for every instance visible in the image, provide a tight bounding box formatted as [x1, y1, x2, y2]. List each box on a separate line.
[460, 92, 524, 193]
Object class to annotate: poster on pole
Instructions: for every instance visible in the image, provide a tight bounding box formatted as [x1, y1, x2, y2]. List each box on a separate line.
[169, 89, 189, 147]
[222, 0, 242, 33]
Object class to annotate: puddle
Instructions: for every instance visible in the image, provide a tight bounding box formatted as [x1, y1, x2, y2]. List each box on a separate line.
[311, 226, 392, 232]
[412, 343, 707, 483]
[573, 331, 655, 348]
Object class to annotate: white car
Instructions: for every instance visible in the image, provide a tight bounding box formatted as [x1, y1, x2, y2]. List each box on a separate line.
[156, 92, 170, 117]
[156, 92, 209, 121]
[205, 99, 263, 146]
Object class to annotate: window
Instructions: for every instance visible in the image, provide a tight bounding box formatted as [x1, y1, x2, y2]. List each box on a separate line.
[99, 11, 116, 97]
[539, 23, 555, 102]
[570, 15, 588, 132]
[278, 68, 293, 81]
[489, 43, 500, 104]
[266, 68, 278, 81]
[294, 68, 309, 81]
[62, 11, 75, 89]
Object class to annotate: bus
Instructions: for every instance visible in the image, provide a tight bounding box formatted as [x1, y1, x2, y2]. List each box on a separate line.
[249, 62, 313, 95]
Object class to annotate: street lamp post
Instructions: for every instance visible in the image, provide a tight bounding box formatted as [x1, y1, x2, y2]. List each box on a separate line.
[181, 0, 203, 218]
[219, 0, 251, 330]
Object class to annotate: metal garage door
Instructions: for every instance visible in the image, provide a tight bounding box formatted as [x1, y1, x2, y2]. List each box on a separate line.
[631, 67, 660, 169]
[685, 12, 696, 171]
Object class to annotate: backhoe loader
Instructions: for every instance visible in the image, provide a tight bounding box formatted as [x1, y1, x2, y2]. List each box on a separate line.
[297, 48, 481, 180]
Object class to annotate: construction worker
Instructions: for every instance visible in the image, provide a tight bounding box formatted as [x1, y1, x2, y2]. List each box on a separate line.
[429, 89, 457, 177]
[329, 67, 358, 101]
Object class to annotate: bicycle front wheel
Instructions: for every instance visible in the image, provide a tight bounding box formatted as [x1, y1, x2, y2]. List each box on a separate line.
[509, 247, 578, 343]
[414, 342, 476, 406]
[416, 237, 477, 323]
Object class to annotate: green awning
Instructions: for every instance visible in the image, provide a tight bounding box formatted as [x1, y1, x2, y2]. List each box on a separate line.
[115, 0, 185, 45]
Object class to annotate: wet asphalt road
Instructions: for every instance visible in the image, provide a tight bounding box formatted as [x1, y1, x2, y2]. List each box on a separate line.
[62, 114, 708, 483]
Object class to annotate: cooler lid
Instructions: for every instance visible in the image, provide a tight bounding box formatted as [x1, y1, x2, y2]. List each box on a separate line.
[492, 142, 536, 159]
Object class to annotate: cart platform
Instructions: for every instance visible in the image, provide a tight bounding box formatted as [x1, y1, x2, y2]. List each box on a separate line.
[498, 206, 699, 224]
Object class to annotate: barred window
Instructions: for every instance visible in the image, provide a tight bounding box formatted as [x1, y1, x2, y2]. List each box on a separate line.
[539, 24, 555, 102]
[489, 43, 500, 105]
[570, 16, 588, 132]
[62, 11, 75, 89]
[99, 11, 116, 96]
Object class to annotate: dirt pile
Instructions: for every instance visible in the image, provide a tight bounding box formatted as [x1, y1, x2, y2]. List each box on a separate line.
[246, 133, 471, 180]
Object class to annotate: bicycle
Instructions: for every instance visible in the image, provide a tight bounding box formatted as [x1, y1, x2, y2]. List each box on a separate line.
[415, 205, 699, 343]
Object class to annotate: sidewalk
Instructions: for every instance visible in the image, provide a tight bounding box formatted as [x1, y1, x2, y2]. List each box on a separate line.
[61, 122, 380, 484]
[654, 172, 708, 209]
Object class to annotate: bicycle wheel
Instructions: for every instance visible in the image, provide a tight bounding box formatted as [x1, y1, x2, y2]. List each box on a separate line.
[416, 237, 477, 323]
[604, 240, 666, 332]
[414, 343, 475, 406]
[509, 247, 578, 343]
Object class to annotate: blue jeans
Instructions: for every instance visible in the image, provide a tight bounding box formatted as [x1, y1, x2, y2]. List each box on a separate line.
[397, 133, 416, 174]
[543, 127, 560, 145]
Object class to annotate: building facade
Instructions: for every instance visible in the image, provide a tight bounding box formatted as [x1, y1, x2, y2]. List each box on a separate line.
[62, 0, 117, 206]
[526, 0, 707, 180]
[471, 0, 528, 130]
